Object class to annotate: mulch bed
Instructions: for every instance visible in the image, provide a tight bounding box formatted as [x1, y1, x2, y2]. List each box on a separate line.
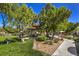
[33, 40, 63, 55]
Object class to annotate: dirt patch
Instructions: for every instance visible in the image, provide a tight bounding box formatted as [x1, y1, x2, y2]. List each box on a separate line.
[33, 40, 63, 55]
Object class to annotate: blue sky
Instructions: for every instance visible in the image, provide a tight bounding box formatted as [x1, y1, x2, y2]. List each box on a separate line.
[0, 3, 79, 27]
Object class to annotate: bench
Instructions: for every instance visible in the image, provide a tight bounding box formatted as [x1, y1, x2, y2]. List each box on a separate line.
[21, 37, 29, 42]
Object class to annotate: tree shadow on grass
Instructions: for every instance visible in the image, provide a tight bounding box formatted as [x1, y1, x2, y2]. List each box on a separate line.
[0, 39, 15, 45]
[0, 37, 21, 45]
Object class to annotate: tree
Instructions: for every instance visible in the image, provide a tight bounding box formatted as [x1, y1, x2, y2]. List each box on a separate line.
[0, 3, 36, 42]
[38, 3, 71, 39]
[65, 22, 79, 34]
[0, 3, 19, 33]
[57, 19, 69, 31]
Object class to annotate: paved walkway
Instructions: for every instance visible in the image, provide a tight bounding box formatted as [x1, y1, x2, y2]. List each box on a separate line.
[52, 39, 77, 56]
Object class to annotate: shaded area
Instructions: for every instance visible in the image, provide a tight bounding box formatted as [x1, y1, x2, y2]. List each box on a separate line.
[75, 41, 79, 56]
[68, 47, 77, 55]
[0, 37, 21, 45]
[0, 39, 15, 45]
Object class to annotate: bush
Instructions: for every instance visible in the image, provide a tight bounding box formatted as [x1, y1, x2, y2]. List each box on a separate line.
[73, 37, 79, 42]
[36, 35, 48, 41]
[47, 40, 53, 45]
[53, 38, 59, 43]
[65, 35, 73, 39]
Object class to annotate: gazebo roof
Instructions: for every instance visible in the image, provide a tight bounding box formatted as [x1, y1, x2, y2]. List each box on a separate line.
[27, 27, 37, 30]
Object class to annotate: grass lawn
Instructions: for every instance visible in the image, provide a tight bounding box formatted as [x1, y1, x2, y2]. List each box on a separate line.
[0, 36, 17, 41]
[0, 36, 48, 56]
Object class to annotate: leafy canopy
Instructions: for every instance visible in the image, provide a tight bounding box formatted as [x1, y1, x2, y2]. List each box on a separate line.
[39, 3, 71, 33]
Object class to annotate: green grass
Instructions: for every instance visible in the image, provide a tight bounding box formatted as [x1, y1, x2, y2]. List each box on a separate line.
[0, 36, 48, 56]
[0, 36, 17, 41]
[0, 36, 6, 41]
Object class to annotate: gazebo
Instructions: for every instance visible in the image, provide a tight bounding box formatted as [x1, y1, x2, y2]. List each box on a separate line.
[27, 19, 41, 37]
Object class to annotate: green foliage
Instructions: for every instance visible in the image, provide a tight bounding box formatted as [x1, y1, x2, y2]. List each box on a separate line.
[0, 3, 72, 35]
[0, 3, 36, 34]
[39, 3, 71, 33]
[57, 19, 69, 31]
[75, 27, 79, 31]
[0, 36, 7, 41]
[36, 35, 48, 41]
[64, 35, 73, 39]
[0, 36, 18, 42]
[65, 23, 79, 33]
[73, 37, 79, 42]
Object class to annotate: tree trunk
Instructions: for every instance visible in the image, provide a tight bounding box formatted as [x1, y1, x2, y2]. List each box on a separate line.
[33, 39, 38, 49]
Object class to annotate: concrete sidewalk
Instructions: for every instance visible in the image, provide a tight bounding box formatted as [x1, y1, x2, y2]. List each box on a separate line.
[52, 39, 77, 56]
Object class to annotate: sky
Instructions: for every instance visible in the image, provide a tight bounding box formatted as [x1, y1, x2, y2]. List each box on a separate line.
[0, 3, 79, 27]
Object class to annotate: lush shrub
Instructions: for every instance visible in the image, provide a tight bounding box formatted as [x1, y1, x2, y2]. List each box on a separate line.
[73, 37, 79, 42]
[36, 35, 48, 41]
[65, 35, 73, 39]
